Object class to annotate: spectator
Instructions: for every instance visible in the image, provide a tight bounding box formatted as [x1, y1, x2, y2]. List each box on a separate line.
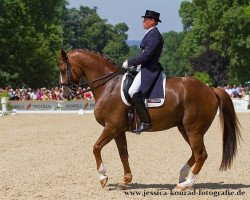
[232, 85, 240, 98]
[23, 89, 30, 100]
[59, 88, 64, 100]
[8, 88, 16, 100]
[28, 88, 37, 100]
[4, 83, 250, 101]
[42, 91, 50, 100]
[84, 87, 93, 100]
[15, 89, 21, 100]
[36, 89, 43, 100]
[225, 85, 233, 97]
[50, 88, 57, 100]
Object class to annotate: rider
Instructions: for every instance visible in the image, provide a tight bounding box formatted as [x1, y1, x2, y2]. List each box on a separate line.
[122, 10, 164, 133]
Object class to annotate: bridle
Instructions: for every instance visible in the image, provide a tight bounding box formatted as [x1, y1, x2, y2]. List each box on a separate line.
[59, 56, 79, 96]
[59, 54, 125, 98]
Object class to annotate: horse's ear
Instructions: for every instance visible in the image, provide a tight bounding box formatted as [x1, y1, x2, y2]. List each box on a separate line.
[61, 49, 68, 62]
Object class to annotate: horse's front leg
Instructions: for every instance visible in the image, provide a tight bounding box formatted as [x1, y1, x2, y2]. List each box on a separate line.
[114, 132, 132, 189]
[93, 123, 118, 188]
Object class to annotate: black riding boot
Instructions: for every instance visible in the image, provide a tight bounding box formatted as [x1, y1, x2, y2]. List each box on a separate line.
[132, 93, 151, 133]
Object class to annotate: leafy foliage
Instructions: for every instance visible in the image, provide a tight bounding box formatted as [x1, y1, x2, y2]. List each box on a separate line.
[127, 45, 140, 60]
[0, 0, 65, 88]
[0, 1, 130, 88]
[1, 0, 249, 88]
[190, 47, 229, 86]
[193, 72, 213, 86]
[62, 6, 129, 66]
[103, 23, 129, 66]
[161, 31, 188, 77]
[179, 0, 250, 84]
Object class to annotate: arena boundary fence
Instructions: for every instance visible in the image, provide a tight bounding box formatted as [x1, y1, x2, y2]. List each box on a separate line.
[1, 97, 250, 116]
[0, 99, 94, 116]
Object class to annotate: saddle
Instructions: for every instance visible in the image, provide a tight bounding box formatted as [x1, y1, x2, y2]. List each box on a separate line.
[120, 69, 166, 132]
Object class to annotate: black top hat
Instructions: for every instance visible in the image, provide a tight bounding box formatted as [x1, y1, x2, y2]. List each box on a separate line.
[141, 10, 162, 22]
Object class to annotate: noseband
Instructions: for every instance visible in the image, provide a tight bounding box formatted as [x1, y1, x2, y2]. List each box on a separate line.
[59, 54, 125, 98]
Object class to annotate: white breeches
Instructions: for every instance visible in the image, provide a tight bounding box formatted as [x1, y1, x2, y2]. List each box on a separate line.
[128, 71, 141, 98]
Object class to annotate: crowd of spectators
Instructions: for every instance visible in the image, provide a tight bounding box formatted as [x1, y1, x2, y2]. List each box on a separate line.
[0, 86, 94, 101]
[0, 84, 249, 101]
[218, 84, 249, 99]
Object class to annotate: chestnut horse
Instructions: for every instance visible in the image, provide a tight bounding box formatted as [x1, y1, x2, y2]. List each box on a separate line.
[59, 49, 241, 190]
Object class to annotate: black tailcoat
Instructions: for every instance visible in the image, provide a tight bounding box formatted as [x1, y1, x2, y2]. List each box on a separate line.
[128, 27, 164, 98]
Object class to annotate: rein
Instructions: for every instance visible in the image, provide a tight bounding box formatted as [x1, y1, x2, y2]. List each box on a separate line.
[77, 67, 125, 95]
[60, 55, 125, 98]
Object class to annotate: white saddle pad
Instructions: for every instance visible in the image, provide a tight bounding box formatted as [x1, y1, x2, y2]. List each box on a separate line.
[120, 72, 166, 108]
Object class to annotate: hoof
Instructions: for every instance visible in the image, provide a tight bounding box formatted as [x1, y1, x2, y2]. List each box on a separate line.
[100, 176, 108, 188]
[175, 183, 192, 191]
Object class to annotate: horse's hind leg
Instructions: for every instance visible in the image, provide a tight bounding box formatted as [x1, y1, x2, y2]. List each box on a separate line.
[114, 132, 132, 189]
[177, 126, 195, 183]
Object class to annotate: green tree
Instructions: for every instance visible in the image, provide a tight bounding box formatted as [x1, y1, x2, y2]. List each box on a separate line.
[62, 6, 129, 65]
[62, 6, 105, 50]
[190, 47, 229, 86]
[179, 0, 250, 84]
[245, 1, 250, 17]
[161, 31, 188, 77]
[127, 45, 140, 60]
[193, 72, 213, 86]
[103, 23, 129, 66]
[0, 0, 65, 88]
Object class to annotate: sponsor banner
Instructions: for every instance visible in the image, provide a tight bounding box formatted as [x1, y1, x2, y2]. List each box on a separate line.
[82, 99, 95, 110]
[10, 101, 58, 110]
[7, 99, 248, 111]
[59, 100, 84, 110]
[59, 99, 95, 110]
[232, 99, 249, 110]
[9, 100, 95, 111]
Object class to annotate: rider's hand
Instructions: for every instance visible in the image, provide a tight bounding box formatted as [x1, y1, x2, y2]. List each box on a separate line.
[122, 60, 128, 69]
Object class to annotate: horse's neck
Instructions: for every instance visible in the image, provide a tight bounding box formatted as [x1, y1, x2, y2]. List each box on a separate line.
[84, 68, 117, 101]
[79, 52, 116, 82]
[84, 66, 113, 83]
[79, 52, 117, 100]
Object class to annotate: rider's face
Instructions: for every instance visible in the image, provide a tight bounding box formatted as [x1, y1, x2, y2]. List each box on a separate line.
[143, 18, 156, 30]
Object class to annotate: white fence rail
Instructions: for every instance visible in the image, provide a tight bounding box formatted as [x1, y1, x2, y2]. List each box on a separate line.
[1, 96, 250, 116]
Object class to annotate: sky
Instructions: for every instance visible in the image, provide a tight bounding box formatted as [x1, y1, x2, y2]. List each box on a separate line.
[67, 0, 184, 40]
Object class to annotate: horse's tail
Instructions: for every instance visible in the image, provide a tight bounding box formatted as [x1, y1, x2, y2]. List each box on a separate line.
[213, 88, 242, 171]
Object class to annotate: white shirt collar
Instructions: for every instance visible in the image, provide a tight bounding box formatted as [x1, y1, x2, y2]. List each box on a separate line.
[145, 26, 156, 35]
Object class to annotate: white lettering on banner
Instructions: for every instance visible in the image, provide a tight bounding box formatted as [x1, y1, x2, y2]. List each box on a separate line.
[232, 99, 249, 110]
[61, 100, 84, 110]
[9, 100, 93, 111]
[12, 105, 25, 109]
[32, 104, 52, 109]
[6, 99, 249, 111]
[9, 101, 57, 110]
[65, 104, 82, 108]
[60, 100, 95, 110]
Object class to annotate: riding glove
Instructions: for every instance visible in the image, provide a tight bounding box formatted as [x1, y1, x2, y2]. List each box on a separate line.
[122, 60, 129, 69]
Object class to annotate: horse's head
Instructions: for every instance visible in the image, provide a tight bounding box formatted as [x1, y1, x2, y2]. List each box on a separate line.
[59, 48, 121, 100]
[59, 49, 81, 100]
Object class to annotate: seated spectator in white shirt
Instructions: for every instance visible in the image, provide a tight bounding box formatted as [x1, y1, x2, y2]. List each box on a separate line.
[225, 85, 233, 97]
